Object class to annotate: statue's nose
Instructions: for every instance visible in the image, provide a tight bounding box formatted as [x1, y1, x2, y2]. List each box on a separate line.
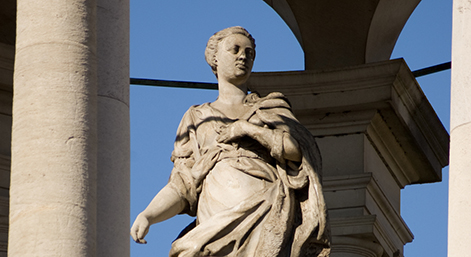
[238, 51, 247, 60]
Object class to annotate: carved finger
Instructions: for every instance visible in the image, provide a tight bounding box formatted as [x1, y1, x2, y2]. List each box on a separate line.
[137, 225, 149, 242]
[130, 228, 138, 242]
[136, 238, 147, 244]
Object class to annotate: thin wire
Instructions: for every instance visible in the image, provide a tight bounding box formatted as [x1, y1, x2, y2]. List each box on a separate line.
[130, 78, 217, 90]
[130, 62, 452, 88]
[412, 61, 451, 78]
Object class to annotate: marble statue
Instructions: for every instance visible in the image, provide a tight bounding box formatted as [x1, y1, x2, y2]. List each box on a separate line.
[130, 26, 330, 257]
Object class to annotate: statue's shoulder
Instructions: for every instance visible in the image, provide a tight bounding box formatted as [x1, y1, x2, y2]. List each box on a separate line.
[184, 103, 210, 114]
[182, 103, 213, 122]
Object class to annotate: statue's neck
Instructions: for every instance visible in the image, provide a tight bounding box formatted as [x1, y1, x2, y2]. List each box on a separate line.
[216, 80, 247, 105]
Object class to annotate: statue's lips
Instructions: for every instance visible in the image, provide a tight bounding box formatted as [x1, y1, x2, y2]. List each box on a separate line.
[235, 63, 248, 70]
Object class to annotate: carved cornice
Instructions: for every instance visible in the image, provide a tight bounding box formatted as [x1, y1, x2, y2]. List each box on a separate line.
[248, 59, 449, 185]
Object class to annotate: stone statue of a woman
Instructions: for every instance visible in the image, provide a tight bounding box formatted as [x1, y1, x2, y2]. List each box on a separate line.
[130, 26, 330, 257]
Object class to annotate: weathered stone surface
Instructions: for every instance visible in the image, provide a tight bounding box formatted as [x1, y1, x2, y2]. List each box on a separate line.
[131, 27, 330, 257]
[96, 0, 130, 255]
[8, 0, 130, 255]
[249, 59, 448, 185]
[9, 0, 98, 256]
[449, 0, 471, 255]
[248, 59, 449, 257]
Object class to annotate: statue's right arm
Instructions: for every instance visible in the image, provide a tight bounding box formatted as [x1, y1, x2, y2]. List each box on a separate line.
[130, 184, 185, 243]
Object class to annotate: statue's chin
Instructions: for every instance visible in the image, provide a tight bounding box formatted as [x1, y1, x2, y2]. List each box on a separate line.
[235, 69, 251, 79]
[221, 70, 251, 86]
[232, 75, 250, 86]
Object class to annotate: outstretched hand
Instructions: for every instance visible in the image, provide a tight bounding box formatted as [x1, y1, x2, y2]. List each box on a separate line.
[130, 214, 150, 244]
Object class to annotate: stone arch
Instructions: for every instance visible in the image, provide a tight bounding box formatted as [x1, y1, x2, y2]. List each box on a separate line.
[264, 0, 421, 70]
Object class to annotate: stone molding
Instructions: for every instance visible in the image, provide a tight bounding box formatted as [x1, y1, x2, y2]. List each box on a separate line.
[248, 59, 449, 185]
[248, 59, 449, 256]
[331, 236, 384, 257]
[325, 173, 413, 256]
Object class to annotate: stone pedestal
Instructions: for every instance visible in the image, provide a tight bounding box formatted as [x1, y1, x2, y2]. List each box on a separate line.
[248, 59, 449, 257]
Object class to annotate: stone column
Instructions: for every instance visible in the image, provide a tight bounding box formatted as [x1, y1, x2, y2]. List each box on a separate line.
[9, 0, 98, 256]
[96, 0, 130, 256]
[448, 0, 471, 255]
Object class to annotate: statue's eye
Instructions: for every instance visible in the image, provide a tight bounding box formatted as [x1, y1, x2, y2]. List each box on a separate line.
[232, 46, 240, 54]
[246, 49, 254, 59]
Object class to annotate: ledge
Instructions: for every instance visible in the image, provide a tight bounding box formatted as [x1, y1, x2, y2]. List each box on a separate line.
[248, 59, 449, 185]
[325, 173, 413, 256]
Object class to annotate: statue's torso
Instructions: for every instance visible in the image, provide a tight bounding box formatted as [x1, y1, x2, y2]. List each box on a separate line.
[191, 103, 276, 223]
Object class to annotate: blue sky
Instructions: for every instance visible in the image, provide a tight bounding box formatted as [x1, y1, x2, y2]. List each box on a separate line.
[130, 0, 452, 256]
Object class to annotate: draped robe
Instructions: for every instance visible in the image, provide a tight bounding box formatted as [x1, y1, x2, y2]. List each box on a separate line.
[167, 92, 330, 257]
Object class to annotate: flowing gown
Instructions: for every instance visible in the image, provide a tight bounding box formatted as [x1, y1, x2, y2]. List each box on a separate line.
[167, 92, 330, 257]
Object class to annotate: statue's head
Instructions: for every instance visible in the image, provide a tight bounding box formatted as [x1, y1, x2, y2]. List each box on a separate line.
[205, 26, 256, 78]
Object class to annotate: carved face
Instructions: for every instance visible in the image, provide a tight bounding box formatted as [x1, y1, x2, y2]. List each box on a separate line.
[215, 34, 255, 85]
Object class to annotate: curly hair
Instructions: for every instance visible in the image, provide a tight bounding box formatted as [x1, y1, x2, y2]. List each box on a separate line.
[205, 26, 256, 77]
